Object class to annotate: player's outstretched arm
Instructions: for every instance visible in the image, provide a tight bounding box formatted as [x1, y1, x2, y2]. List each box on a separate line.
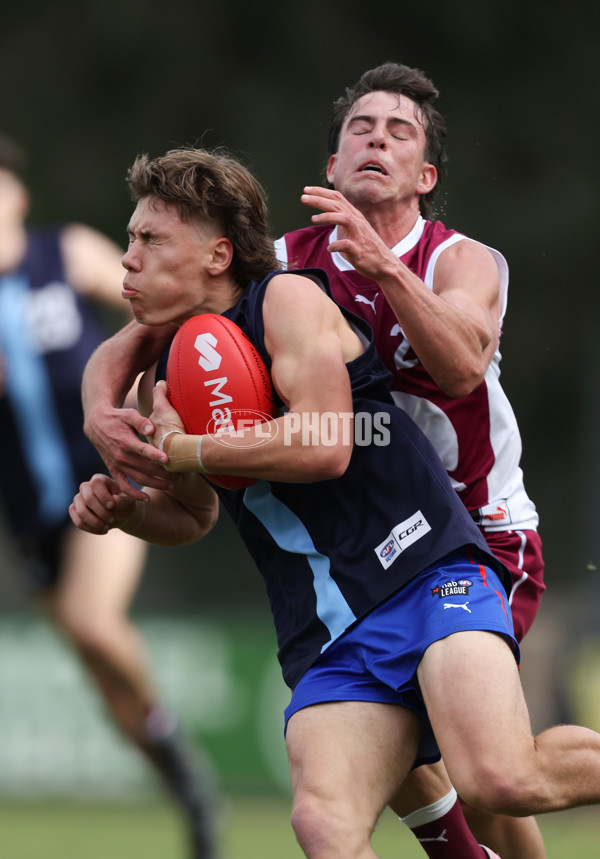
[82, 320, 177, 498]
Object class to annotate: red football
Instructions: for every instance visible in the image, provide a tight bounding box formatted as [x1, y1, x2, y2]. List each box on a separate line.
[166, 314, 276, 490]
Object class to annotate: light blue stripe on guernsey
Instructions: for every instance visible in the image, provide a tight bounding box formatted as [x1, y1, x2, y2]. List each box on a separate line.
[244, 482, 357, 651]
[0, 274, 76, 524]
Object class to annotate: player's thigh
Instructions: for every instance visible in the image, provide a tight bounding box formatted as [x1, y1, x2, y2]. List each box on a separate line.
[53, 523, 148, 618]
[417, 631, 532, 794]
[286, 700, 421, 814]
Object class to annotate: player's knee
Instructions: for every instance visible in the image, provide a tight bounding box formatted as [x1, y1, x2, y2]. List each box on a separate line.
[290, 792, 329, 856]
[290, 791, 332, 842]
[290, 790, 362, 858]
[57, 608, 117, 656]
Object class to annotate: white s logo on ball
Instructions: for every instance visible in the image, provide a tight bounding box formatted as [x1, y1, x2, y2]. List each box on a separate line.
[194, 332, 222, 372]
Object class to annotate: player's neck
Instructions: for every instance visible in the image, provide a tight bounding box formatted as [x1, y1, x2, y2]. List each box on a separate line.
[359, 201, 422, 249]
[188, 274, 244, 318]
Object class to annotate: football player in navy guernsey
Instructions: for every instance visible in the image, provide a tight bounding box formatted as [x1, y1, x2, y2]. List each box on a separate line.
[0, 136, 219, 859]
[70, 146, 600, 859]
[79, 64, 544, 859]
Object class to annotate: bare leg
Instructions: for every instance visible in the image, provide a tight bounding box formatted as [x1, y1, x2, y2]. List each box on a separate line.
[389, 761, 452, 816]
[462, 800, 545, 858]
[41, 525, 158, 735]
[390, 762, 487, 857]
[419, 631, 600, 816]
[390, 759, 545, 859]
[41, 523, 219, 858]
[286, 700, 422, 859]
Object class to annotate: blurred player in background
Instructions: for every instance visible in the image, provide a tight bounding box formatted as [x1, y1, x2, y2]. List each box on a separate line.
[0, 135, 218, 859]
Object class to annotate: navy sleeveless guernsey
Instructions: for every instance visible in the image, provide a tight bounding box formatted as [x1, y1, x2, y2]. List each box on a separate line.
[162, 270, 511, 689]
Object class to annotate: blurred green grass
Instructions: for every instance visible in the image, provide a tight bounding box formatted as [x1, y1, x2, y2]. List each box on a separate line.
[0, 796, 597, 858]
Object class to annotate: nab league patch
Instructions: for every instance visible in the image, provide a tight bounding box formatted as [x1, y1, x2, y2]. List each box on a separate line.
[375, 510, 431, 569]
[431, 579, 473, 599]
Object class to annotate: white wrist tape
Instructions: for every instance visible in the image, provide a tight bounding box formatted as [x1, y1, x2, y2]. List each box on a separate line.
[159, 429, 184, 452]
[196, 435, 208, 473]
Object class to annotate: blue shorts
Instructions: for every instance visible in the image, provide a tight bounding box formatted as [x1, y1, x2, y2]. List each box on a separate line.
[284, 549, 519, 768]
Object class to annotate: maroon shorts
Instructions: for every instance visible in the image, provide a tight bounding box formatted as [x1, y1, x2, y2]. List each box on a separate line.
[481, 529, 545, 642]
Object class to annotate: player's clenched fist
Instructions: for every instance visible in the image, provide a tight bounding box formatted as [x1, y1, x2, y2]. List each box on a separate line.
[69, 474, 139, 535]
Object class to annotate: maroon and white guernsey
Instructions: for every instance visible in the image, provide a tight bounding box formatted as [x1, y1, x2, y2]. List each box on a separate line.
[275, 216, 538, 533]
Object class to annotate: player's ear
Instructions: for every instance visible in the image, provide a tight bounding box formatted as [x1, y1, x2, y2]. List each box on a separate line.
[325, 154, 337, 185]
[417, 162, 437, 195]
[207, 237, 233, 275]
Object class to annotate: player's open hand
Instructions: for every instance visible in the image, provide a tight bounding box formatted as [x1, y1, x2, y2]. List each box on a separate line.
[300, 186, 398, 282]
[84, 404, 176, 499]
[69, 473, 139, 535]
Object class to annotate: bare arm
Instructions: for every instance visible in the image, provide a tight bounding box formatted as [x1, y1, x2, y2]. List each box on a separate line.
[69, 471, 219, 548]
[150, 274, 361, 482]
[82, 321, 178, 498]
[301, 186, 501, 397]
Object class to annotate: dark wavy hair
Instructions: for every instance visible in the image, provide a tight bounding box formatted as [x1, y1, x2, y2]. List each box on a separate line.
[327, 62, 447, 219]
[127, 148, 277, 284]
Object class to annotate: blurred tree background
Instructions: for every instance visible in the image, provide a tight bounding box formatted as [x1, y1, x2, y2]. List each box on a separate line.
[1, 0, 599, 605]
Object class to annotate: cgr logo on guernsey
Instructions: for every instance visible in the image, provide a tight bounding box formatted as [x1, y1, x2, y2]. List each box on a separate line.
[375, 510, 431, 569]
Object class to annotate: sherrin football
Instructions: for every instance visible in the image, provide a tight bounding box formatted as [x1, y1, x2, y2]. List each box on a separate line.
[166, 314, 276, 490]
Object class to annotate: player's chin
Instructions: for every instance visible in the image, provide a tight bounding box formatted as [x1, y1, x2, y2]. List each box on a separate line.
[129, 305, 160, 327]
[125, 300, 144, 322]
